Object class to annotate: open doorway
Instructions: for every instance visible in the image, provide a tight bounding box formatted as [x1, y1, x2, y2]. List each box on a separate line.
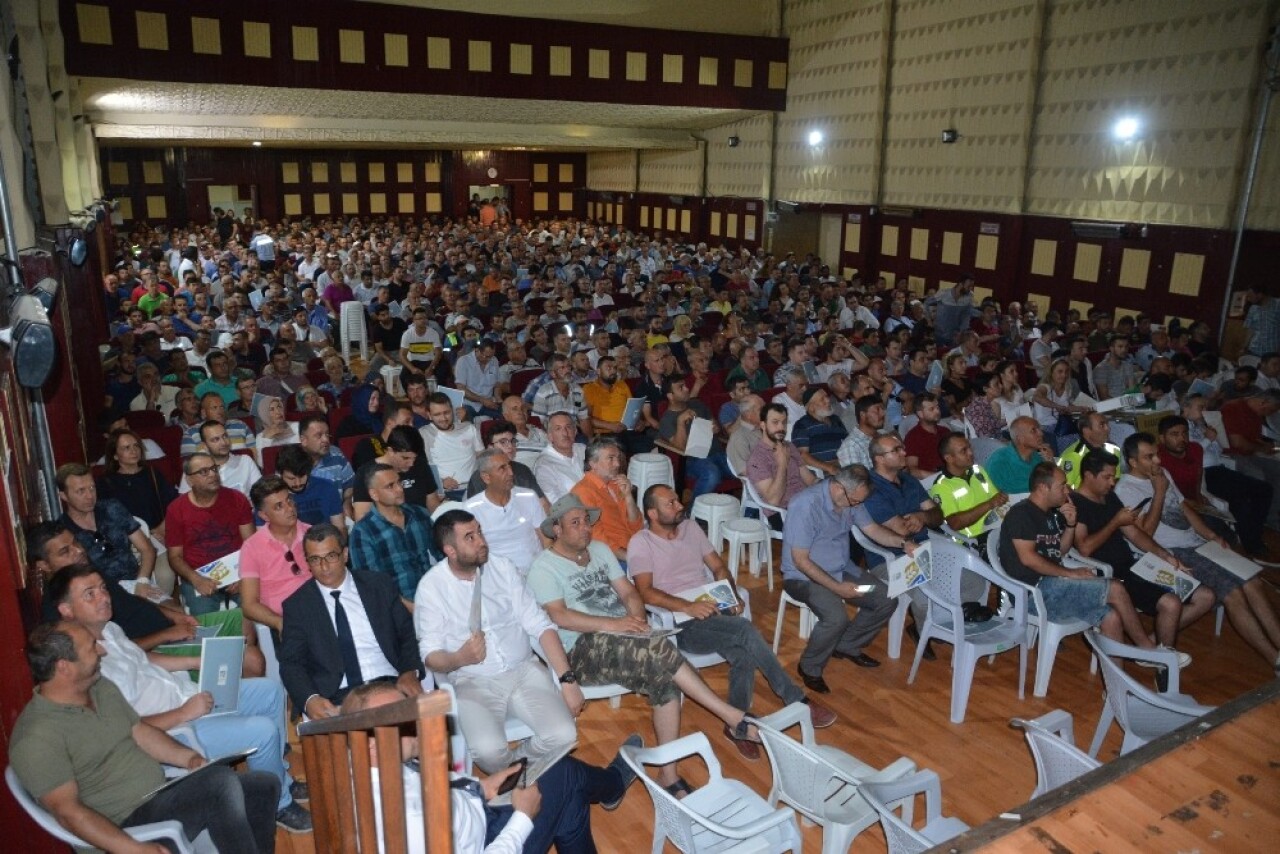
[207, 185, 256, 224]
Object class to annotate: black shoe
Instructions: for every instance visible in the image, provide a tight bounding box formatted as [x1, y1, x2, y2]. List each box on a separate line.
[831, 650, 881, 668]
[797, 664, 830, 693]
[289, 779, 310, 804]
[276, 801, 313, 834]
[906, 624, 937, 661]
[603, 734, 643, 810]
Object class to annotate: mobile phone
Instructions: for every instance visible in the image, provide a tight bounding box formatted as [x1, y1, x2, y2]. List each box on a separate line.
[496, 758, 528, 795]
[854, 584, 875, 594]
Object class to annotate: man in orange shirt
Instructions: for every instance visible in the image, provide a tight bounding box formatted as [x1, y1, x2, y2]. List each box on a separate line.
[570, 438, 643, 564]
[583, 356, 653, 455]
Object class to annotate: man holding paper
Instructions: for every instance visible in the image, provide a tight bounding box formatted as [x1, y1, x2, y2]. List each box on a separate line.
[583, 355, 653, 456]
[1116, 433, 1280, 673]
[416, 509, 579, 775]
[166, 451, 255, 615]
[658, 377, 732, 499]
[1071, 449, 1213, 662]
[629, 485, 836, 761]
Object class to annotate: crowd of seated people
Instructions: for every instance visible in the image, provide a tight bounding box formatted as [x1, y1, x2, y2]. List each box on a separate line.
[11, 206, 1280, 851]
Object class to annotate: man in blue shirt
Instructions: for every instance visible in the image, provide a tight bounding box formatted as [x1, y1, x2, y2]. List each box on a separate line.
[859, 433, 987, 658]
[781, 466, 897, 693]
[276, 445, 346, 528]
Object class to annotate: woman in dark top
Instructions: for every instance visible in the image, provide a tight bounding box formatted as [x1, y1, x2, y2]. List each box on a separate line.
[96, 427, 177, 538]
[334, 383, 383, 438]
[939, 353, 973, 416]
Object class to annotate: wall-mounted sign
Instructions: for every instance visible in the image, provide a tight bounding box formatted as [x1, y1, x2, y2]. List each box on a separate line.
[979, 222, 1000, 235]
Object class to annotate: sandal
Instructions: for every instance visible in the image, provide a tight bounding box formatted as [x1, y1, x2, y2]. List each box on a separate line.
[664, 777, 694, 799]
[730, 717, 762, 744]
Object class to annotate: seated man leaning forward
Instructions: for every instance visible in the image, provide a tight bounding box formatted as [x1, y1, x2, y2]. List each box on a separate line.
[10, 621, 279, 854]
[416, 508, 580, 775]
[782, 465, 899, 692]
[629, 484, 837, 761]
[341, 681, 642, 854]
[47, 562, 312, 833]
[528, 494, 761, 795]
[997, 461, 1186, 660]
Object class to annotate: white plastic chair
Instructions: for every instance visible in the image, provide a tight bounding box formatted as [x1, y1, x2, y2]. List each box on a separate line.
[339, 300, 368, 363]
[1010, 709, 1101, 799]
[1083, 631, 1214, 758]
[860, 769, 971, 854]
[722, 518, 776, 590]
[969, 437, 1006, 467]
[756, 702, 916, 854]
[910, 535, 1028, 723]
[7, 766, 208, 853]
[772, 590, 816, 654]
[646, 590, 752, 670]
[621, 732, 803, 854]
[985, 534, 1110, 698]
[850, 526, 912, 660]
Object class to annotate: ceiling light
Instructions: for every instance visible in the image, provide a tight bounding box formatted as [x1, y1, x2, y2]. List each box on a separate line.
[807, 130, 823, 146]
[1112, 116, 1139, 141]
[251, 140, 262, 147]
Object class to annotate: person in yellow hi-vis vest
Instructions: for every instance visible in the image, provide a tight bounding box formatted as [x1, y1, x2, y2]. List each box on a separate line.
[1057, 411, 1122, 488]
[929, 434, 1010, 551]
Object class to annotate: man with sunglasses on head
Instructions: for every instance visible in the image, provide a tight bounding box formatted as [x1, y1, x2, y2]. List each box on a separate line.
[240, 477, 312, 637]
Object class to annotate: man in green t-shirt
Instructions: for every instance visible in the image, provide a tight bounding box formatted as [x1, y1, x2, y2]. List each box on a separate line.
[10, 621, 278, 852]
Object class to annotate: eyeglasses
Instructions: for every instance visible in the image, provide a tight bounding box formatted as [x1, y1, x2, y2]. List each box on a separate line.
[187, 465, 219, 478]
[305, 550, 345, 567]
[285, 549, 301, 576]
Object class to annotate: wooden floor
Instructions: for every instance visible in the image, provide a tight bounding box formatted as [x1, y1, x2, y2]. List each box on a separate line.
[275, 531, 1280, 854]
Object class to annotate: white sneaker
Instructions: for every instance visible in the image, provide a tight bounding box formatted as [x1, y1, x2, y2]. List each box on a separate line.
[1135, 646, 1191, 669]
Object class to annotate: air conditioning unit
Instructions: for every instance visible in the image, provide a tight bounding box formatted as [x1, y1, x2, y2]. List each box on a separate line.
[1070, 221, 1142, 240]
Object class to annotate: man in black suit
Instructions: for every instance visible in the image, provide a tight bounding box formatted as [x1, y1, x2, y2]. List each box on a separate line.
[279, 522, 425, 719]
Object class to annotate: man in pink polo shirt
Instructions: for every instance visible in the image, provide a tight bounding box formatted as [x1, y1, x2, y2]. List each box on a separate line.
[240, 476, 311, 635]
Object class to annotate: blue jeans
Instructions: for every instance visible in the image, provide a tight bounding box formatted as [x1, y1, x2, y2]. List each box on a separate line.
[686, 450, 731, 499]
[178, 581, 240, 617]
[179, 677, 293, 811]
[484, 756, 624, 853]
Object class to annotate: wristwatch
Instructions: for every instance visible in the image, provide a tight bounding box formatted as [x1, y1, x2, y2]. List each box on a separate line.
[558, 669, 578, 685]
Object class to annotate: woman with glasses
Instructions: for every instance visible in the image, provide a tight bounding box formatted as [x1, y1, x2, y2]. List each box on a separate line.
[240, 476, 312, 636]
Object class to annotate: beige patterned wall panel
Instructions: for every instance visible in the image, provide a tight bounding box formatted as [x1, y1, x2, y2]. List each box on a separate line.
[774, 0, 891, 204]
[587, 151, 637, 192]
[881, 0, 1039, 213]
[1248, 70, 1280, 231]
[638, 147, 702, 195]
[705, 113, 772, 198]
[1026, 0, 1271, 228]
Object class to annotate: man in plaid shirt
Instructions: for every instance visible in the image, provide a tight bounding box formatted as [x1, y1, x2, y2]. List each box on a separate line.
[348, 462, 439, 605]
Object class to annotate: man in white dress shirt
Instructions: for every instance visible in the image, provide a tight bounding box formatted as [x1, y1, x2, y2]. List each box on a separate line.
[533, 412, 586, 503]
[464, 449, 548, 576]
[416, 509, 580, 774]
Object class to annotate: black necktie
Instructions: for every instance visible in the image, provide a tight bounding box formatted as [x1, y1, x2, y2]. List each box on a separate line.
[331, 590, 364, 689]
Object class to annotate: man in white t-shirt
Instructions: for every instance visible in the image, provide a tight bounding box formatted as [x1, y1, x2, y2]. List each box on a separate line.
[464, 449, 547, 575]
[419, 393, 483, 499]
[400, 307, 443, 379]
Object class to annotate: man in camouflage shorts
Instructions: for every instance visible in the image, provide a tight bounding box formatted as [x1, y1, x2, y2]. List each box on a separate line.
[527, 495, 765, 792]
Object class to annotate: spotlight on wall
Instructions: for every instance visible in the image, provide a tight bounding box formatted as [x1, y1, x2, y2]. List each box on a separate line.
[1112, 116, 1140, 141]
[807, 130, 823, 147]
[31, 277, 59, 311]
[251, 140, 262, 147]
[727, 135, 740, 148]
[0, 294, 57, 389]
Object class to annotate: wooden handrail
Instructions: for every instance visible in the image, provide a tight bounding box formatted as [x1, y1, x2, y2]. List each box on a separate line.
[299, 691, 453, 854]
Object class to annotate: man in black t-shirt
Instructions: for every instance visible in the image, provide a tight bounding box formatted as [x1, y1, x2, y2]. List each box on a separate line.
[997, 462, 1173, 657]
[1072, 450, 1214, 654]
[364, 302, 409, 379]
